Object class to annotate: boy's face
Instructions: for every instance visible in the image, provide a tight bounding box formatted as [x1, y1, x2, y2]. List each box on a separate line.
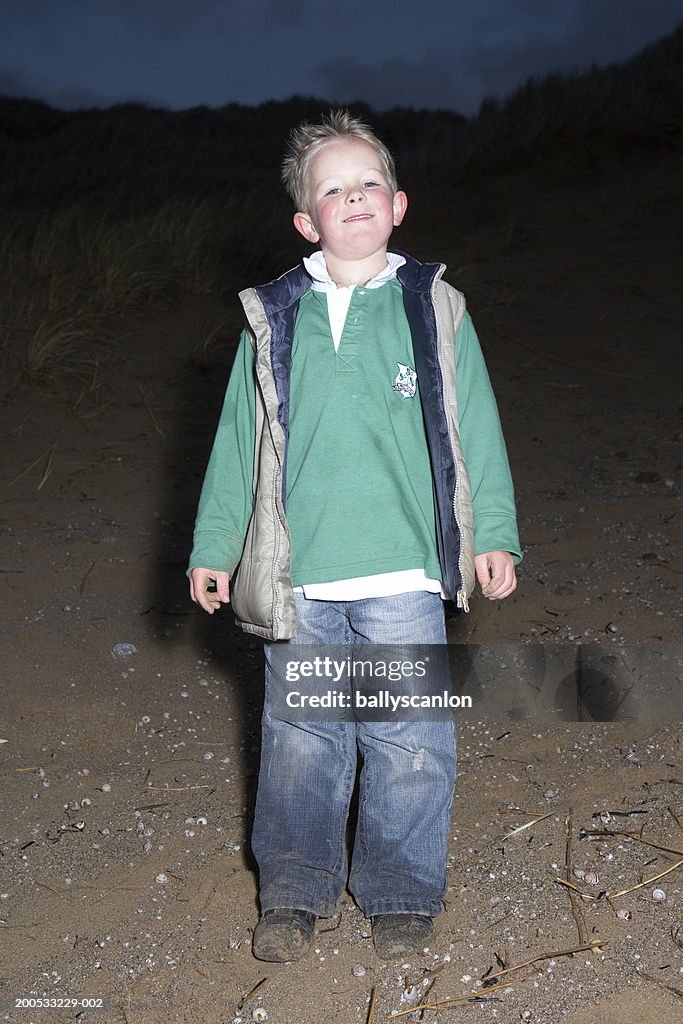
[293, 138, 407, 268]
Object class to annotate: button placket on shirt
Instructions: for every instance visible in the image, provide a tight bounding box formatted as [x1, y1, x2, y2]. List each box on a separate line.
[336, 288, 368, 373]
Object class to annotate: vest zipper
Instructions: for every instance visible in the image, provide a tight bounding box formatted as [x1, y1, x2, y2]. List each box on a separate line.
[453, 482, 469, 612]
[432, 274, 470, 612]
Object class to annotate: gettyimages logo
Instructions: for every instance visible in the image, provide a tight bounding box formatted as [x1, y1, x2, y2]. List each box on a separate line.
[266, 644, 682, 723]
[268, 644, 464, 723]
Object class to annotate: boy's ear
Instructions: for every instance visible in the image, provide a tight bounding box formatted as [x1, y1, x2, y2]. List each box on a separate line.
[293, 212, 320, 244]
[393, 190, 408, 227]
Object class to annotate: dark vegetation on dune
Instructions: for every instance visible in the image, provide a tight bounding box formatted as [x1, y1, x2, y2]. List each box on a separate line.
[0, 25, 680, 395]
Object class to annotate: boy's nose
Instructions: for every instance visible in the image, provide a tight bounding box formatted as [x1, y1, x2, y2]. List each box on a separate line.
[347, 188, 365, 203]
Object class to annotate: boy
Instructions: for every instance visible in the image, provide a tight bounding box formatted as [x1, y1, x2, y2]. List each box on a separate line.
[189, 110, 520, 962]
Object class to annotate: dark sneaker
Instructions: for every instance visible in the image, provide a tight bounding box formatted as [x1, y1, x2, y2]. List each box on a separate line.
[252, 908, 317, 962]
[371, 913, 435, 959]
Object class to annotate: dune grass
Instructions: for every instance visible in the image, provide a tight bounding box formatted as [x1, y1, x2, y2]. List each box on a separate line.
[24, 313, 112, 389]
[0, 24, 680, 398]
[0, 195, 299, 395]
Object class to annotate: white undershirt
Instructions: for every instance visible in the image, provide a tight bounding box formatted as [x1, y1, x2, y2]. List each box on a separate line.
[303, 250, 406, 351]
[294, 251, 443, 601]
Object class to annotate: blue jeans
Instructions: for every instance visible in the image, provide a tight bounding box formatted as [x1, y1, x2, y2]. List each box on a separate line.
[251, 591, 456, 918]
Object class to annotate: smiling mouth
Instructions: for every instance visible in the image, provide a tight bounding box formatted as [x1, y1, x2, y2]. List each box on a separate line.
[343, 213, 374, 222]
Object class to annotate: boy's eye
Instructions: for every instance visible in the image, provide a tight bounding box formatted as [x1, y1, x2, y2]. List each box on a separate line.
[363, 181, 379, 188]
[324, 186, 342, 196]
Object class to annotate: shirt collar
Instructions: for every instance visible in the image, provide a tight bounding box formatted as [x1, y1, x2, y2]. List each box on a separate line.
[303, 250, 406, 292]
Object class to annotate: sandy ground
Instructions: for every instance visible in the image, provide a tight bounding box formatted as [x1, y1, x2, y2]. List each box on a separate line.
[1, 162, 682, 1022]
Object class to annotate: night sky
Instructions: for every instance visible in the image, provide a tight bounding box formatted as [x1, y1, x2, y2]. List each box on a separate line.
[1, 0, 681, 115]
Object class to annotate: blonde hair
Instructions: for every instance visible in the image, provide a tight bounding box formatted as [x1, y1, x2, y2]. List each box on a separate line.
[281, 109, 398, 213]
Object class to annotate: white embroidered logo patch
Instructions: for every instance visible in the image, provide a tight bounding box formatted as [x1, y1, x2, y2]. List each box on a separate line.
[393, 362, 417, 399]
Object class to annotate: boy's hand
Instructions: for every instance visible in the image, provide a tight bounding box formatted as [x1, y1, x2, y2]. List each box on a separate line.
[475, 551, 517, 600]
[189, 568, 230, 614]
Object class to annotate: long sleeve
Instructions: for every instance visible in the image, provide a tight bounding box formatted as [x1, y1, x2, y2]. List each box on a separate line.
[187, 329, 257, 574]
[455, 312, 522, 562]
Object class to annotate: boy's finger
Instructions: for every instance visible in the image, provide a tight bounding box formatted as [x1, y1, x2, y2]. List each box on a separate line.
[189, 569, 227, 613]
[475, 564, 493, 589]
[482, 574, 504, 596]
[483, 577, 509, 598]
[192, 588, 214, 612]
[484, 571, 517, 600]
[213, 573, 231, 604]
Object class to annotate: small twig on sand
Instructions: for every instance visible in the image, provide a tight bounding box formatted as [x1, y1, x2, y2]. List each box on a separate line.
[668, 807, 683, 833]
[79, 561, 96, 595]
[32, 880, 64, 896]
[91, 885, 143, 904]
[637, 969, 683, 1000]
[610, 857, 683, 899]
[582, 828, 683, 856]
[387, 979, 516, 1018]
[481, 939, 605, 984]
[414, 976, 438, 1021]
[565, 808, 588, 944]
[388, 941, 604, 1018]
[497, 807, 548, 816]
[501, 812, 552, 842]
[8, 395, 82, 490]
[37, 443, 56, 489]
[138, 382, 164, 436]
[237, 977, 268, 1011]
[367, 984, 378, 1024]
[555, 878, 598, 899]
[8, 441, 57, 488]
[405, 962, 446, 989]
[144, 784, 211, 792]
[556, 856, 683, 899]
